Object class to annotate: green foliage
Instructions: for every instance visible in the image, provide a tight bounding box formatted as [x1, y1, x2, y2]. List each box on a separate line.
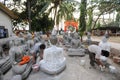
[31, 13, 54, 31]
[78, 0, 87, 41]
[87, 7, 93, 31]
[11, 0, 54, 31]
[56, 1, 76, 25]
[96, 21, 101, 28]
[116, 12, 120, 22]
[79, 0, 87, 32]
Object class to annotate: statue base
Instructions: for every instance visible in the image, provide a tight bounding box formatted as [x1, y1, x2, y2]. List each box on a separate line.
[68, 48, 85, 56]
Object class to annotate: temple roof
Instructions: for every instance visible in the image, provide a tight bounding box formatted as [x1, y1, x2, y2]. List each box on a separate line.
[0, 2, 18, 19]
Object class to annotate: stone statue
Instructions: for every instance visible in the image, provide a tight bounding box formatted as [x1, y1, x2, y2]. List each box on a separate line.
[26, 32, 34, 53]
[0, 44, 11, 74]
[98, 36, 111, 53]
[39, 35, 66, 74]
[63, 32, 73, 47]
[9, 38, 32, 79]
[63, 32, 68, 44]
[71, 32, 81, 48]
[86, 32, 91, 45]
[0, 70, 3, 80]
[68, 32, 85, 56]
[0, 45, 3, 58]
[104, 30, 109, 38]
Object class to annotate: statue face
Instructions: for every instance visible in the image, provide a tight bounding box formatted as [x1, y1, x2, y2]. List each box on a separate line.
[102, 37, 108, 43]
[74, 33, 79, 39]
[15, 52, 24, 62]
[50, 35, 57, 45]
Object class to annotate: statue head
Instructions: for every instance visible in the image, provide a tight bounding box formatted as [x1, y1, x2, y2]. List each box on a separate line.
[26, 32, 32, 40]
[70, 33, 74, 38]
[74, 32, 79, 39]
[102, 36, 108, 43]
[14, 40, 21, 46]
[49, 35, 57, 45]
[18, 32, 24, 38]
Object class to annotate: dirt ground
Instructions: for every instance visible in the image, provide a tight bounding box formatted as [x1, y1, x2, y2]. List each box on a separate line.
[3, 35, 120, 80]
[92, 36, 120, 43]
[4, 45, 120, 80]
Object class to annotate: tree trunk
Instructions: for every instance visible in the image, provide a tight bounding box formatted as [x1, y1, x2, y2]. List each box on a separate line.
[92, 12, 103, 29]
[3, 0, 6, 6]
[27, 0, 31, 31]
[79, 0, 87, 42]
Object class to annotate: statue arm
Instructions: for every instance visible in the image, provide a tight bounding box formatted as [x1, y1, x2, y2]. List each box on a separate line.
[9, 49, 17, 65]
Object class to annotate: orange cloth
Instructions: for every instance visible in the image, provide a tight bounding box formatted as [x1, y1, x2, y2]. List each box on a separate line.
[19, 55, 30, 65]
[64, 20, 78, 32]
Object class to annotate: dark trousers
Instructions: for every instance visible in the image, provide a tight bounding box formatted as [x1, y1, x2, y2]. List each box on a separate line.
[88, 51, 96, 66]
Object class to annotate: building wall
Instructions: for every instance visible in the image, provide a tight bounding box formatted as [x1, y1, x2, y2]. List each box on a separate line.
[0, 10, 13, 37]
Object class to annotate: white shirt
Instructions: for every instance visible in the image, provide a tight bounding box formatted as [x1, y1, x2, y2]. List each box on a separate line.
[30, 42, 41, 54]
[88, 45, 102, 59]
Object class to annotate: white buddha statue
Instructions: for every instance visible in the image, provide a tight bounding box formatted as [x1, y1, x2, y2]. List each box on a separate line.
[9, 38, 32, 79]
[39, 35, 66, 74]
[0, 44, 11, 74]
[98, 36, 111, 53]
[0, 45, 3, 58]
[26, 33, 34, 52]
[86, 31, 91, 45]
[0, 71, 3, 80]
[98, 36, 111, 68]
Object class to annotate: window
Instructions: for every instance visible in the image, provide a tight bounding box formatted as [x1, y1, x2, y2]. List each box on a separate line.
[0, 26, 8, 39]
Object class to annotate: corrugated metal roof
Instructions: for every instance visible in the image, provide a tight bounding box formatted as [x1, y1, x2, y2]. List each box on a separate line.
[0, 2, 18, 19]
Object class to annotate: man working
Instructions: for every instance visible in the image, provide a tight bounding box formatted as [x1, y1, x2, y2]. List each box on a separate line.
[30, 43, 46, 64]
[88, 45, 109, 71]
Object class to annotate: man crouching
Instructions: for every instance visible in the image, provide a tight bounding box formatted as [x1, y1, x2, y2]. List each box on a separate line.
[88, 45, 109, 71]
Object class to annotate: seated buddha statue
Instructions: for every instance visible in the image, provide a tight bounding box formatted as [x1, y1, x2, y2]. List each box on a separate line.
[68, 32, 85, 56]
[0, 45, 3, 58]
[98, 36, 110, 57]
[39, 35, 66, 74]
[0, 70, 3, 80]
[26, 33, 34, 52]
[86, 31, 91, 45]
[9, 38, 32, 79]
[0, 43, 11, 74]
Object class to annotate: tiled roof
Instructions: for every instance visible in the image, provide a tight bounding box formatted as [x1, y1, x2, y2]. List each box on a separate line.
[0, 2, 18, 19]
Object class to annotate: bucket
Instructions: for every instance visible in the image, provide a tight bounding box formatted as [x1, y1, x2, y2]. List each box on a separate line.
[109, 65, 116, 73]
[80, 60, 85, 66]
[32, 64, 39, 72]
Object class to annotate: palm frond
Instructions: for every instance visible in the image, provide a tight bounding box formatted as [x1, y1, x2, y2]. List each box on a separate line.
[39, 2, 51, 15]
[64, 0, 80, 3]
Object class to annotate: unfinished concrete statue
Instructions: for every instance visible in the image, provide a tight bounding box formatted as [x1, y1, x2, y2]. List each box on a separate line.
[98, 36, 110, 53]
[0, 44, 11, 74]
[39, 35, 66, 74]
[68, 32, 85, 56]
[9, 34, 19, 48]
[0, 70, 3, 80]
[0, 45, 3, 58]
[26, 33, 34, 53]
[9, 38, 32, 79]
[104, 30, 109, 38]
[86, 32, 91, 45]
[98, 36, 111, 68]
[63, 32, 68, 44]
[63, 32, 73, 47]
[0, 34, 21, 74]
